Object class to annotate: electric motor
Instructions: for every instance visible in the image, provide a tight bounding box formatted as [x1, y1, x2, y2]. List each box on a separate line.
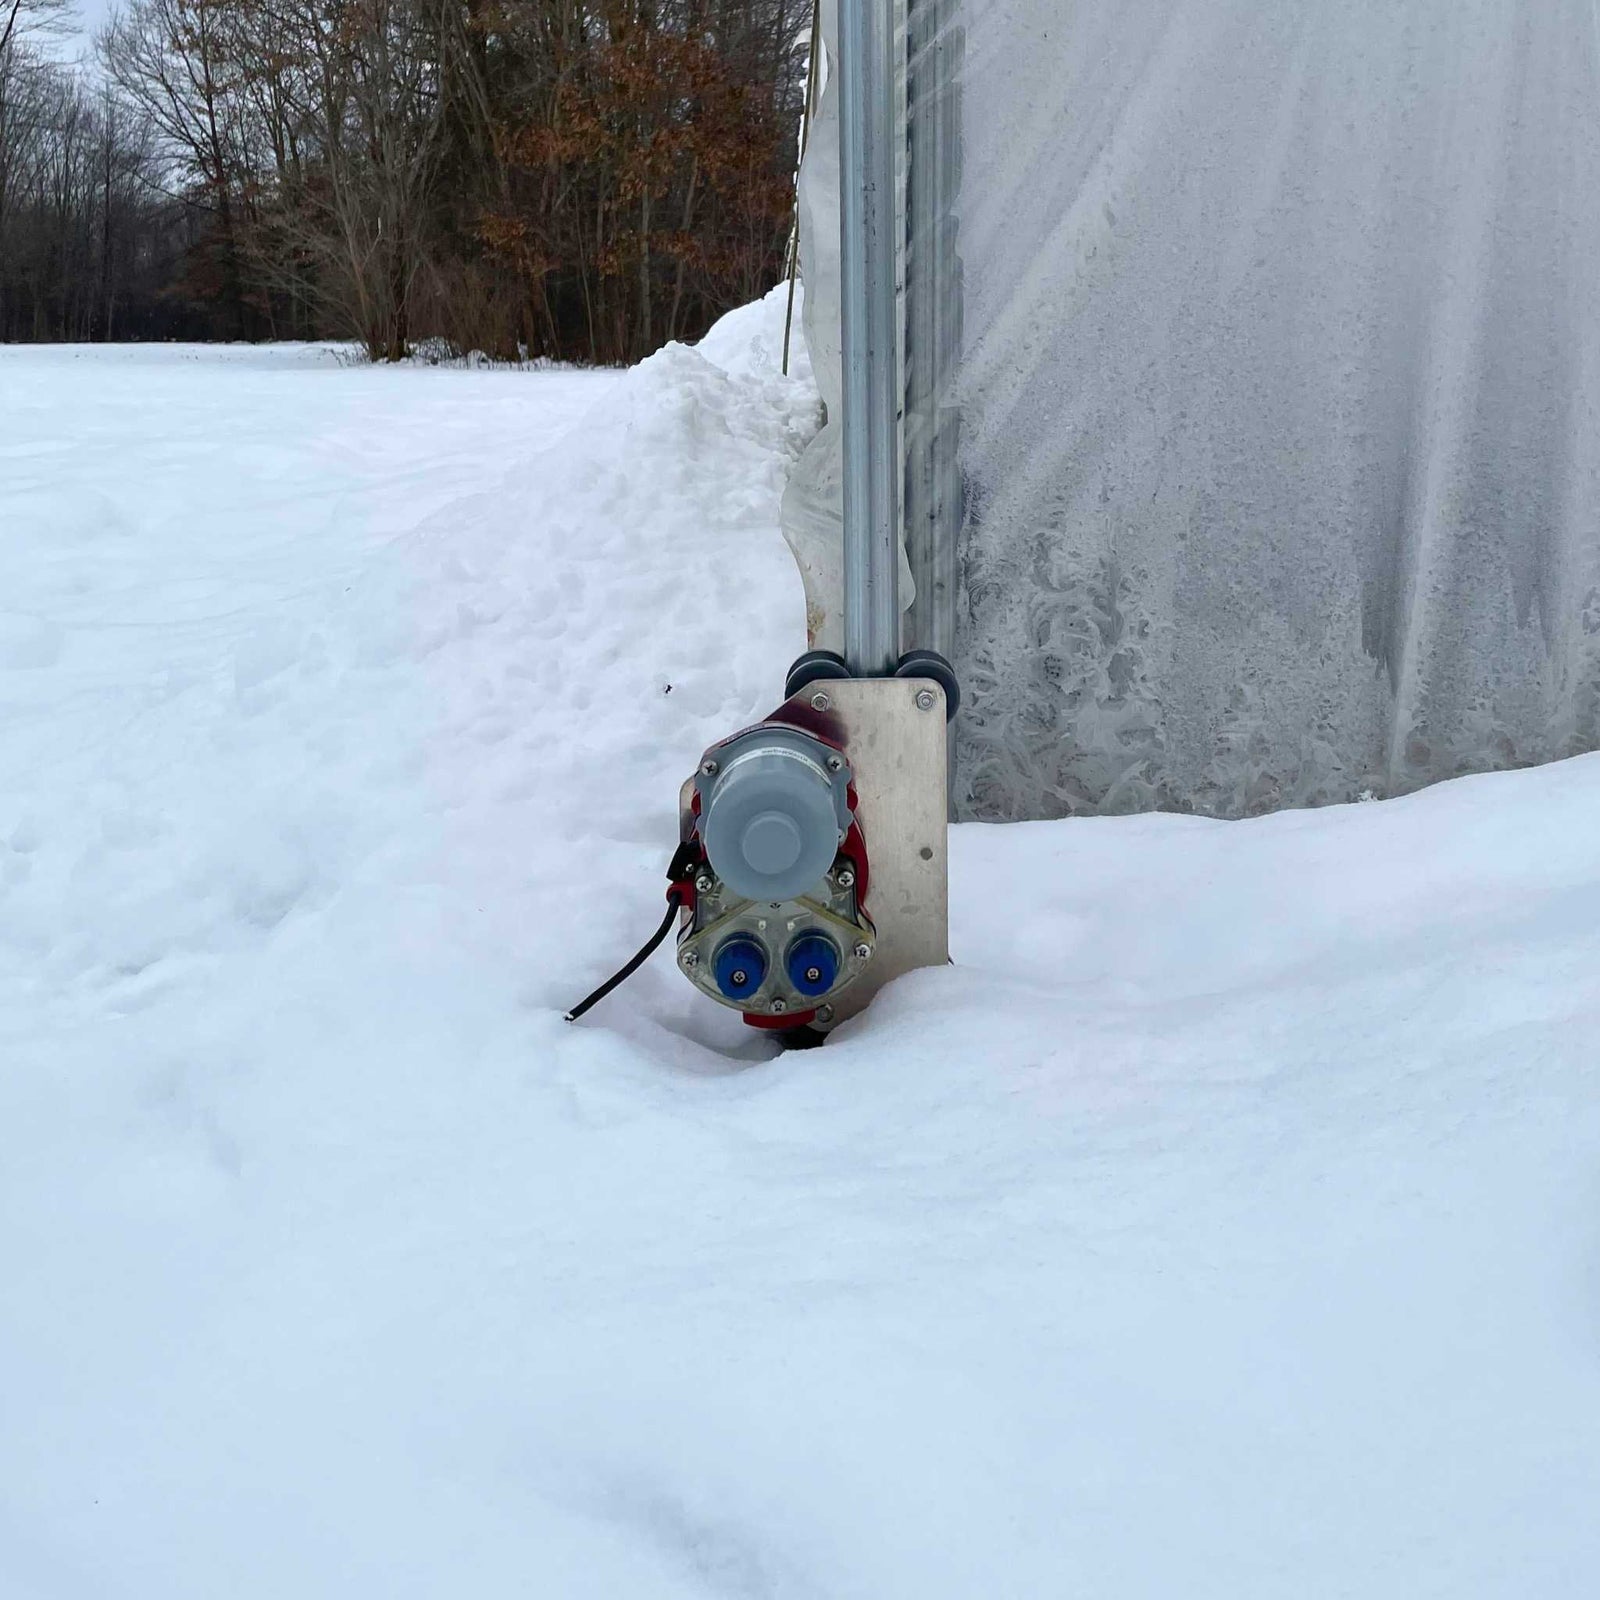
[675, 721, 875, 1027]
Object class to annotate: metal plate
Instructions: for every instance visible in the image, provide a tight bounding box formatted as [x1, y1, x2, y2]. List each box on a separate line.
[776, 676, 948, 1024]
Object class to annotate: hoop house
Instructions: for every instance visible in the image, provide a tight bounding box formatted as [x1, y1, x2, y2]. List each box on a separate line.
[784, 0, 1600, 820]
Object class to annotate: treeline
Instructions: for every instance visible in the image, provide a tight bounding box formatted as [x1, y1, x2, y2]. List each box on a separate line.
[0, 1, 193, 340]
[0, 0, 806, 359]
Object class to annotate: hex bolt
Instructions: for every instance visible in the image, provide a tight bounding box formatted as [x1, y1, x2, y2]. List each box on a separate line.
[853, 942, 873, 961]
[770, 997, 788, 1014]
[681, 949, 700, 969]
[915, 688, 937, 712]
[815, 1005, 835, 1024]
[700, 757, 720, 776]
[810, 691, 831, 712]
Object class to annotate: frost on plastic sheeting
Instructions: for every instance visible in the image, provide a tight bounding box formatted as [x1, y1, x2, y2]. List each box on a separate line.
[947, 0, 1600, 819]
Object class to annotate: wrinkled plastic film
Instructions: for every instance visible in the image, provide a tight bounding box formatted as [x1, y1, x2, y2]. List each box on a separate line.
[789, 0, 1600, 820]
[955, 0, 1600, 818]
[903, 0, 963, 664]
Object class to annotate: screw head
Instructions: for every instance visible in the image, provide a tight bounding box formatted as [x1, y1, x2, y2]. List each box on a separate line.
[694, 873, 714, 894]
[835, 867, 855, 889]
[915, 688, 937, 712]
[825, 754, 843, 773]
[680, 949, 699, 969]
[815, 1004, 835, 1024]
[853, 942, 872, 961]
[810, 691, 831, 711]
[700, 757, 720, 776]
[769, 997, 788, 1014]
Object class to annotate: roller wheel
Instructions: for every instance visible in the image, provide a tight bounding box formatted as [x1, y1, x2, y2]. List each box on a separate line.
[894, 649, 960, 721]
[785, 649, 852, 701]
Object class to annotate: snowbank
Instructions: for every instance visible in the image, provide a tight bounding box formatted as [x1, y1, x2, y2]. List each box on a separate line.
[2, 294, 1597, 1596]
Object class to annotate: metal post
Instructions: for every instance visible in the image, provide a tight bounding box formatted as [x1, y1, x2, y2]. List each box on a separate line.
[838, 0, 902, 677]
[904, 0, 962, 662]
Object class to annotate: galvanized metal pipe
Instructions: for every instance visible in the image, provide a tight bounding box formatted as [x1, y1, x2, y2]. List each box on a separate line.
[838, 0, 902, 677]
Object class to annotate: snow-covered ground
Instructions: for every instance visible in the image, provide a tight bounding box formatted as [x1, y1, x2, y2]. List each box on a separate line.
[3, 299, 1599, 1596]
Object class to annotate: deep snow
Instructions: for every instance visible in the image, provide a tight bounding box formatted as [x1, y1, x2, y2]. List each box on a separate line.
[3, 299, 1599, 1596]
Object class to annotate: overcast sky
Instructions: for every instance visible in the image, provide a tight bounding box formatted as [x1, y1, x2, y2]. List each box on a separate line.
[52, 0, 113, 57]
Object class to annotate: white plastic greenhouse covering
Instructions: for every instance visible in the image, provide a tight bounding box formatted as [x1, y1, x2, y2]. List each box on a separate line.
[782, 0, 1600, 820]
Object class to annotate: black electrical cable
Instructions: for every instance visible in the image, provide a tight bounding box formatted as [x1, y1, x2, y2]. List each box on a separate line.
[566, 841, 701, 1023]
[564, 888, 686, 1023]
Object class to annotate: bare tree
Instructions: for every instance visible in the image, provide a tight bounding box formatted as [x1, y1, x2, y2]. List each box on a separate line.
[100, 0, 255, 333]
[243, 0, 454, 358]
[1, 28, 211, 341]
[1, 0, 71, 266]
[1, 0, 72, 62]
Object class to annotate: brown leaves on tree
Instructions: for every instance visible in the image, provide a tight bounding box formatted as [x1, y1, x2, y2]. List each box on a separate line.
[474, 3, 804, 362]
